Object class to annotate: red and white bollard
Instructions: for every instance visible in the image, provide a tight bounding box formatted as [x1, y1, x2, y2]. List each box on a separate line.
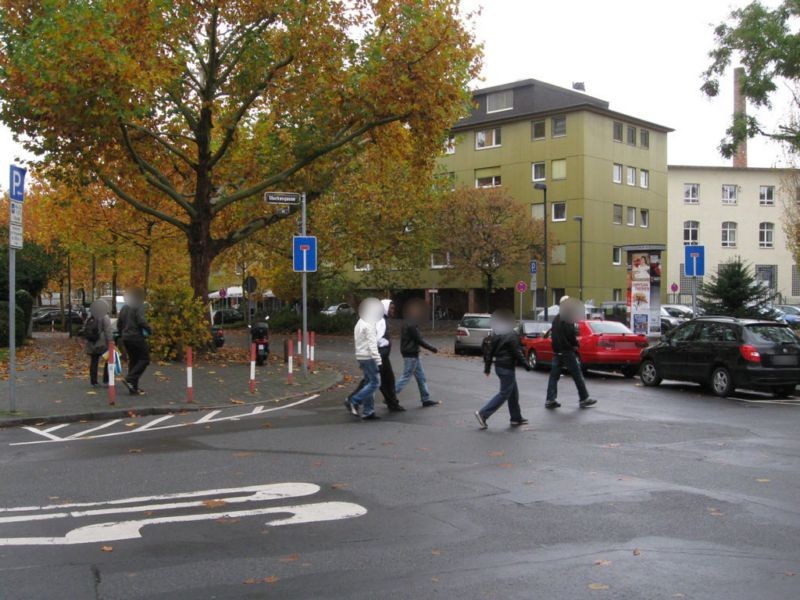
[107, 342, 116, 406]
[296, 329, 303, 365]
[287, 340, 294, 385]
[186, 346, 194, 403]
[249, 343, 257, 394]
[309, 331, 316, 373]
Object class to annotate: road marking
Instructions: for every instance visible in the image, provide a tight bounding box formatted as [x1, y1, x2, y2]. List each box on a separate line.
[0, 482, 366, 546]
[135, 415, 173, 431]
[66, 420, 122, 439]
[9, 394, 320, 446]
[43, 424, 69, 434]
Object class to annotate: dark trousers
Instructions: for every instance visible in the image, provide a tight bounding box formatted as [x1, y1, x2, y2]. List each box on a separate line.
[89, 353, 109, 386]
[478, 366, 522, 422]
[546, 350, 589, 403]
[124, 339, 150, 389]
[352, 351, 401, 407]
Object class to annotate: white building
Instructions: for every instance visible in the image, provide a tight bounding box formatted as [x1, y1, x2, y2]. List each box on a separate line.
[667, 165, 799, 304]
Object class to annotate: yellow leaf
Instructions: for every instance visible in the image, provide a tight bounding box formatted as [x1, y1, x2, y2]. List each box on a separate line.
[588, 583, 609, 590]
[594, 560, 612, 567]
[202, 499, 227, 509]
[101, 546, 113, 552]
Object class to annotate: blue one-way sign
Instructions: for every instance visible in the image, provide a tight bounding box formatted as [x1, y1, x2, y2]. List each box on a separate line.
[293, 236, 317, 273]
[684, 245, 705, 277]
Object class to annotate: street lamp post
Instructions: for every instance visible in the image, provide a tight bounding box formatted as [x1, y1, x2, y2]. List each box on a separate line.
[533, 183, 548, 320]
[573, 215, 584, 301]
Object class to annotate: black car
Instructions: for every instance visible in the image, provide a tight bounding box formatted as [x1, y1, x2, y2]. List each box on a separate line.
[212, 308, 244, 325]
[32, 308, 84, 325]
[640, 316, 800, 398]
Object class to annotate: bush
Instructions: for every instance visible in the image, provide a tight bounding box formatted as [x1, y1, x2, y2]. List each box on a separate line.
[0, 301, 25, 347]
[15, 290, 34, 338]
[146, 284, 211, 361]
[267, 307, 356, 334]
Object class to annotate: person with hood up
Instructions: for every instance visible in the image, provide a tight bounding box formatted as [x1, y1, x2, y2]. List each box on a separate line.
[84, 299, 114, 387]
[395, 297, 439, 407]
[345, 298, 384, 421]
[116, 287, 152, 396]
[545, 296, 596, 409]
[474, 308, 532, 430]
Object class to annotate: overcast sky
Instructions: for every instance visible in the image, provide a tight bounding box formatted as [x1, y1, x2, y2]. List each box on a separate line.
[0, 0, 790, 191]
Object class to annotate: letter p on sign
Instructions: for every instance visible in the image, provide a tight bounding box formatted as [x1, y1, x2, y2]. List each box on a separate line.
[9, 165, 26, 202]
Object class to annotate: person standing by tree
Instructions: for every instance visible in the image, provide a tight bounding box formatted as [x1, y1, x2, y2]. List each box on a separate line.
[395, 298, 439, 407]
[346, 298, 384, 421]
[117, 287, 152, 396]
[84, 299, 114, 388]
[545, 297, 596, 409]
[474, 309, 532, 430]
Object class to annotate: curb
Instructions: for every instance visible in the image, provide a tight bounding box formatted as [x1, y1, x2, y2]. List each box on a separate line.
[0, 370, 344, 429]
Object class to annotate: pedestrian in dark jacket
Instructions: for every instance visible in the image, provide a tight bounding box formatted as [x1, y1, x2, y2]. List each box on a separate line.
[84, 299, 114, 387]
[117, 288, 152, 396]
[546, 296, 596, 409]
[475, 309, 531, 429]
[395, 298, 439, 406]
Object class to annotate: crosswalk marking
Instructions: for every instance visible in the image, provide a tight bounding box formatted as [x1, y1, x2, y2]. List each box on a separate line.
[67, 420, 122, 439]
[196, 410, 220, 424]
[135, 415, 174, 431]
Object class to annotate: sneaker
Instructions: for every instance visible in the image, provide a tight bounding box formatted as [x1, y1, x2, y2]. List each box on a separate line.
[344, 399, 359, 417]
[510, 418, 529, 427]
[474, 411, 488, 430]
[579, 398, 597, 408]
[130, 388, 146, 396]
[545, 401, 561, 409]
[362, 413, 381, 421]
[387, 404, 406, 412]
[421, 400, 440, 407]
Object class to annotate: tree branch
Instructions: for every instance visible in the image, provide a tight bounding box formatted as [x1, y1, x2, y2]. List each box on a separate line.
[126, 122, 198, 170]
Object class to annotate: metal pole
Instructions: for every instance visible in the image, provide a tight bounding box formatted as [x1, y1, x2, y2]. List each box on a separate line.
[9, 247, 16, 413]
[431, 292, 436, 331]
[301, 192, 308, 377]
[543, 188, 549, 320]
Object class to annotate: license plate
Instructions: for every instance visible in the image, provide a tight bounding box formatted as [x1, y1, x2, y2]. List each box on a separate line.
[616, 342, 635, 349]
[258, 345, 265, 351]
[771, 355, 798, 366]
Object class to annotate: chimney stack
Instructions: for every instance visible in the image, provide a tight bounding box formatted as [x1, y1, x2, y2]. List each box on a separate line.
[733, 67, 748, 168]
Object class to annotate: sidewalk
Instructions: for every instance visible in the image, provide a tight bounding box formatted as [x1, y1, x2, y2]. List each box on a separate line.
[0, 332, 342, 427]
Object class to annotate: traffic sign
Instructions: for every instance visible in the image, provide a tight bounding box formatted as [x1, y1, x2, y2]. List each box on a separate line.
[684, 245, 705, 277]
[529, 260, 538, 274]
[428, 289, 439, 294]
[516, 280, 528, 293]
[265, 191, 302, 205]
[218, 288, 228, 299]
[293, 236, 317, 272]
[9, 201, 22, 225]
[9, 165, 26, 202]
[243, 276, 258, 294]
[671, 282, 679, 293]
[9, 224, 22, 249]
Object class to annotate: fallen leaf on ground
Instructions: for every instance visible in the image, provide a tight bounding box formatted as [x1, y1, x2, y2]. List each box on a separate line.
[524, 480, 535, 485]
[588, 583, 609, 590]
[417, 447, 431, 452]
[101, 546, 113, 552]
[496, 463, 514, 468]
[431, 577, 440, 583]
[230, 399, 245, 405]
[756, 478, 770, 483]
[86, 391, 97, 396]
[280, 554, 300, 563]
[262, 422, 272, 429]
[595, 560, 612, 567]
[603, 443, 620, 449]
[707, 508, 724, 517]
[202, 499, 227, 508]
[125, 422, 138, 428]
[242, 576, 279, 585]
[431, 549, 441, 556]
[128, 448, 142, 454]
[216, 517, 240, 524]
[633, 548, 641, 556]
[488, 451, 505, 457]
[233, 452, 254, 458]
[331, 483, 348, 490]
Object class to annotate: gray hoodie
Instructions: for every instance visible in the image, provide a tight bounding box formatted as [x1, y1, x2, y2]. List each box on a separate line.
[85, 300, 114, 355]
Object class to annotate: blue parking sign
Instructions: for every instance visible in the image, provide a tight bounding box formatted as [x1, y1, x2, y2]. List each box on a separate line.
[530, 260, 538, 274]
[293, 236, 317, 273]
[684, 245, 705, 277]
[9, 165, 26, 202]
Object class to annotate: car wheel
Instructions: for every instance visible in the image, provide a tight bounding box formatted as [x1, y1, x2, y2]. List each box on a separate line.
[527, 350, 539, 370]
[710, 366, 734, 397]
[639, 359, 662, 386]
[454, 346, 464, 356]
[773, 385, 796, 398]
[621, 366, 637, 379]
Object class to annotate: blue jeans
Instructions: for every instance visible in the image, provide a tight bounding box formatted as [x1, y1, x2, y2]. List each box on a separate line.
[395, 357, 430, 403]
[546, 351, 589, 403]
[352, 359, 381, 416]
[479, 367, 522, 421]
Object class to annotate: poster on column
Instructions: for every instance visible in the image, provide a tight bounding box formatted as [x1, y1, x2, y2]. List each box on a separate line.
[627, 250, 662, 336]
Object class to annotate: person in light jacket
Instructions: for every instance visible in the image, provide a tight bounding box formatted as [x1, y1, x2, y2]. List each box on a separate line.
[345, 298, 384, 421]
[84, 299, 114, 387]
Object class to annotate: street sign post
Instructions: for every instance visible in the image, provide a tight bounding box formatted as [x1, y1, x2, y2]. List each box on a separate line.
[529, 260, 538, 274]
[516, 280, 528, 322]
[8, 164, 26, 413]
[429, 289, 439, 330]
[684, 245, 705, 317]
[282, 193, 311, 376]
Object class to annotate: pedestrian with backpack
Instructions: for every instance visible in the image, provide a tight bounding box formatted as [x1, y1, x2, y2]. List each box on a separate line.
[116, 288, 152, 396]
[475, 308, 532, 430]
[395, 298, 439, 407]
[84, 299, 114, 388]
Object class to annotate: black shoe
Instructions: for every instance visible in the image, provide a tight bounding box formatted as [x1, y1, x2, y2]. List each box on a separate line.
[120, 379, 133, 392]
[421, 400, 440, 407]
[579, 398, 597, 408]
[361, 413, 381, 421]
[344, 399, 359, 417]
[387, 404, 406, 412]
[474, 411, 488, 430]
[545, 401, 561, 409]
[510, 418, 529, 427]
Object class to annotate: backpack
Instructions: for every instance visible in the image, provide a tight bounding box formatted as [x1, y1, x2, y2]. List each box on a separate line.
[83, 317, 100, 343]
[482, 333, 495, 363]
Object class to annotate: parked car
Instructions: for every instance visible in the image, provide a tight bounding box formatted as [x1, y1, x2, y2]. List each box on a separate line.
[212, 307, 244, 325]
[520, 321, 551, 340]
[32, 308, 84, 325]
[660, 305, 690, 333]
[321, 303, 355, 317]
[776, 305, 800, 328]
[454, 313, 492, 355]
[522, 319, 648, 377]
[639, 316, 800, 398]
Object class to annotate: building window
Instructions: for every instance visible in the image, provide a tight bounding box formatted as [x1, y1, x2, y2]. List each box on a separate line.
[626, 206, 636, 226]
[354, 258, 373, 272]
[627, 125, 637, 145]
[612, 288, 623, 301]
[722, 184, 738, 205]
[612, 163, 623, 184]
[612, 247, 622, 265]
[552, 159, 567, 180]
[552, 202, 566, 222]
[613, 121, 623, 142]
[640, 169, 649, 189]
[444, 133, 455, 155]
[613, 204, 623, 225]
[759, 185, 775, 206]
[640, 130, 650, 148]
[721, 221, 737, 248]
[627, 166, 636, 186]
[532, 162, 546, 182]
[759, 222, 775, 248]
[475, 128, 501, 149]
[486, 90, 513, 113]
[684, 183, 700, 204]
[640, 209, 649, 228]
[792, 265, 800, 296]
[683, 220, 699, 245]
[755, 264, 778, 291]
[532, 203, 545, 220]
[430, 251, 452, 269]
[475, 175, 501, 188]
[552, 116, 566, 138]
[531, 119, 546, 140]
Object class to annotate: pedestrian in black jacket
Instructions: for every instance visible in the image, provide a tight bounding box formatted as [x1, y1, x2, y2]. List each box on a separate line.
[117, 287, 152, 396]
[546, 296, 596, 409]
[475, 309, 531, 429]
[395, 298, 439, 406]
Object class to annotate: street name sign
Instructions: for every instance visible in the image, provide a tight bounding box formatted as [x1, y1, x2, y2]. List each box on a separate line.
[265, 191, 302, 205]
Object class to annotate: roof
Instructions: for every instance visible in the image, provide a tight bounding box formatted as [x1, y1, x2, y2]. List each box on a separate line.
[453, 79, 672, 133]
[669, 164, 799, 173]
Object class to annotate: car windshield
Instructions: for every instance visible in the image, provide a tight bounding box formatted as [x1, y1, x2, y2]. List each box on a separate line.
[780, 305, 800, 315]
[461, 317, 491, 329]
[325, 305, 338, 312]
[745, 324, 799, 345]
[663, 307, 685, 317]
[522, 322, 549, 335]
[587, 321, 633, 334]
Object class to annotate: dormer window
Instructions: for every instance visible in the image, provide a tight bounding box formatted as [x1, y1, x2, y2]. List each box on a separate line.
[486, 90, 513, 113]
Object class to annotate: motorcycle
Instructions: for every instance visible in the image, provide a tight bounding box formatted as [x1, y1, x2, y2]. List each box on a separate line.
[250, 318, 270, 366]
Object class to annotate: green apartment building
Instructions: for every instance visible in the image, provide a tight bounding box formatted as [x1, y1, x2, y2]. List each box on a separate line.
[419, 79, 673, 316]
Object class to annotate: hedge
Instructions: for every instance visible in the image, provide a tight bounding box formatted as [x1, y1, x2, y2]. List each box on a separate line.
[0, 302, 26, 347]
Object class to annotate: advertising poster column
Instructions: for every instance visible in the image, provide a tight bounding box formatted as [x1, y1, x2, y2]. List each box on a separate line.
[626, 250, 662, 336]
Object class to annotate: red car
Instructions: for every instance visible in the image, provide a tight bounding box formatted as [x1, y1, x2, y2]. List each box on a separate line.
[521, 320, 649, 378]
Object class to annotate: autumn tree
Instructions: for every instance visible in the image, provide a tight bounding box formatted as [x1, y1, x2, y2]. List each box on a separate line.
[0, 1, 480, 300]
[435, 187, 545, 312]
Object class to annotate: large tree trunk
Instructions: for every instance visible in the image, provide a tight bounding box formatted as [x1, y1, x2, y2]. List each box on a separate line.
[111, 251, 118, 316]
[188, 214, 216, 303]
[485, 273, 493, 313]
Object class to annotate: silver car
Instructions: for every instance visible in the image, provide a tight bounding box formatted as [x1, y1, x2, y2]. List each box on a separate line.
[454, 313, 492, 355]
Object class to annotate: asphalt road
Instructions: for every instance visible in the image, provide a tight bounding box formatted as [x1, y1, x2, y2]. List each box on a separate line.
[1, 336, 799, 600]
